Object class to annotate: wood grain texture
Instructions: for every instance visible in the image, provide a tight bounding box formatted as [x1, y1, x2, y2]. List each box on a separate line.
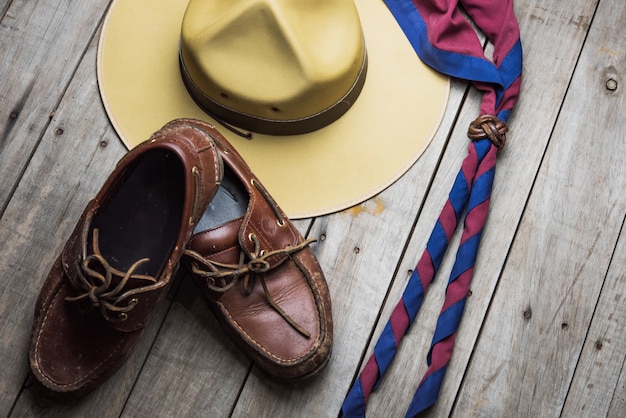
[607, 360, 626, 418]
[362, 0, 602, 416]
[1, 0, 13, 20]
[0, 0, 110, 212]
[228, 76, 470, 417]
[0, 34, 122, 416]
[562, 222, 625, 417]
[121, 273, 252, 417]
[4, 32, 182, 417]
[453, 0, 626, 415]
[558, 2, 626, 415]
[0, 0, 624, 417]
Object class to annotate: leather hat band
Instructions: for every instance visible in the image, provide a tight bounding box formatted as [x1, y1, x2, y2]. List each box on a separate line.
[179, 50, 368, 136]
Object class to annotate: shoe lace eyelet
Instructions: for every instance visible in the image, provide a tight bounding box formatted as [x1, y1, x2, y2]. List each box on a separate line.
[250, 178, 286, 227]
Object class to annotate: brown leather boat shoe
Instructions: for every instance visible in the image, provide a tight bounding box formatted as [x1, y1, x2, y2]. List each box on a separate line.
[180, 119, 333, 381]
[29, 120, 222, 398]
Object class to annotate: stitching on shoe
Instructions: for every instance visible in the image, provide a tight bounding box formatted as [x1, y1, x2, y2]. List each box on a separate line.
[32, 279, 126, 390]
[31, 123, 220, 393]
[218, 256, 323, 364]
[292, 253, 326, 338]
[152, 123, 221, 220]
[220, 302, 316, 364]
[180, 125, 222, 207]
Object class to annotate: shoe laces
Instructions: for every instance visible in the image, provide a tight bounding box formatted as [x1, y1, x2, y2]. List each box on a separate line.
[185, 234, 316, 338]
[65, 228, 157, 322]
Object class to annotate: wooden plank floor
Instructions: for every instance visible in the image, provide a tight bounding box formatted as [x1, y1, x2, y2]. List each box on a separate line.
[1, 0, 624, 416]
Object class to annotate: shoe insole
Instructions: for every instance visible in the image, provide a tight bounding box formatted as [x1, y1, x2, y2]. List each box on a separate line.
[91, 149, 185, 278]
[195, 165, 248, 233]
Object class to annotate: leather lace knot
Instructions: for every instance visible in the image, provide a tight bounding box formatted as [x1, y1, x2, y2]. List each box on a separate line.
[65, 229, 156, 322]
[185, 234, 316, 338]
[468, 114, 508, 150]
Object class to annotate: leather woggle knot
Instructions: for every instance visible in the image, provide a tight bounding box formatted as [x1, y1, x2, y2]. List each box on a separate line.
[468, 114, 508, 150]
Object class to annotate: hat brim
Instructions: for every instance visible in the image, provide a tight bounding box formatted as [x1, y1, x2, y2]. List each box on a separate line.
[97, 0, 449, 219]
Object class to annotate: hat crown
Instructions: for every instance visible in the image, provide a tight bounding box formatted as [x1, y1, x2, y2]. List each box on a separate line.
[99, 0, 449, 217]
[180, 0, 366, 132]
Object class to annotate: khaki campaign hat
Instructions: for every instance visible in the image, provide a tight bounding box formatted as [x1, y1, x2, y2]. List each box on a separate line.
[97, 0, 449, 218]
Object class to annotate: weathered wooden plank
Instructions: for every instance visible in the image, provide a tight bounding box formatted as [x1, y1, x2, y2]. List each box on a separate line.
[120, 272, 252, 417]
[450, 0, 626, 415]
[360, 0, 602, 416]
[225, 77, 468, 416]
[562, 222, 625, 417]
[1, 1, 13, 20]
[3, 0, 625, 417]
[114, 77, 467, 416]
[607, 359, 626, 418]
[119, 218, 313, 416]
[84, 4, 470, 416]
[0, 0, 110, 212]
[3, 31, 181, 416]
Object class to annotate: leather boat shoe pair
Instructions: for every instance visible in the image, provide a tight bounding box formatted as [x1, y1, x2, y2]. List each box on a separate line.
[29, 119, 332, 398]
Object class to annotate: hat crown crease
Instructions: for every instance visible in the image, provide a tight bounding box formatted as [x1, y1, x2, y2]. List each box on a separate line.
[98, 0, 450, 216]
[181, 0, 365, 121]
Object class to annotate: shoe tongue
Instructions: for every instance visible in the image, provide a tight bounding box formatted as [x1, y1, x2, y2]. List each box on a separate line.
[188, 217, 243, 263]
